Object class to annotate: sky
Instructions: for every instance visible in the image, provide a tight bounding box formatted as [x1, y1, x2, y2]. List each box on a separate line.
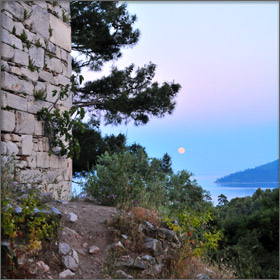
[79, 1, 279, 180]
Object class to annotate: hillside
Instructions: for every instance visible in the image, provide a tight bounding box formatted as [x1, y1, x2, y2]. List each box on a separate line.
[215, 159, 279, 183]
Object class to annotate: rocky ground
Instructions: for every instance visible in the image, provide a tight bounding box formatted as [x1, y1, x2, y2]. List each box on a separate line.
[2, 199, 230, 279]
[38, 200, 118, 279]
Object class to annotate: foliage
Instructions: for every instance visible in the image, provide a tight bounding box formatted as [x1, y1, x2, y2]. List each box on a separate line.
[1, 157, 59, 270]
[213, 188, 279, 279]
[215, 159, 279, 183]
[70, 1, 181, 126]
[83, 146, 212, 215]
[36, 75, 85, 158]
[73, 122, 127, 174]
[83, 150, 167, 209]
[166, 170, 212, 214]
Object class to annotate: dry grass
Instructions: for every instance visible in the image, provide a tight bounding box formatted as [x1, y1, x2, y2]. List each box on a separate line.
[130, 206, 161, 227]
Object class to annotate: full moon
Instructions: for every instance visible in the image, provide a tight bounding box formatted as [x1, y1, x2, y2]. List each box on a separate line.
[178, 147, 185, 154]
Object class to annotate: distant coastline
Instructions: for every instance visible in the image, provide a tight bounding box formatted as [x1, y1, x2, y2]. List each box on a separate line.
[215, 159, 279, 184]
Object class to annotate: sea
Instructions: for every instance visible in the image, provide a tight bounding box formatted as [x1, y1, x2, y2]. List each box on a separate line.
[72, 175, 279, 206]
[195, 175, 279, 206]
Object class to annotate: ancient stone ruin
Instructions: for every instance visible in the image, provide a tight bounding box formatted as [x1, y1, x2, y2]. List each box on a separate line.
[1, 1, 72, 200]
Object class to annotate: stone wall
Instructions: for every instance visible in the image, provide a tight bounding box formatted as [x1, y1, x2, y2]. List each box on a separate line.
[1, 1, 72, 200]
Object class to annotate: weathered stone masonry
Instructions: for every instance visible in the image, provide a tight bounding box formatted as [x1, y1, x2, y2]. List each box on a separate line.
[1, 1, 72, 200]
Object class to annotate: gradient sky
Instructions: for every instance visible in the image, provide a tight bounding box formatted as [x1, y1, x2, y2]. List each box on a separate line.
[80, 1, 279, 179]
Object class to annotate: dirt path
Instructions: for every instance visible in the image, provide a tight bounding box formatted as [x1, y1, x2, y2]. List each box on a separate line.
[44, 201, 118, 279]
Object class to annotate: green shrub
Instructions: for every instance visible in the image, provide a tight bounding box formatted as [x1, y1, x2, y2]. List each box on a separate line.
[1, 157, 59, 269]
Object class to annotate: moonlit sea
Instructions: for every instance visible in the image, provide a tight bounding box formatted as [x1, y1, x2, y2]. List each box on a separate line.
[72, 175, 279, 206]
[195, 175, 279, 206]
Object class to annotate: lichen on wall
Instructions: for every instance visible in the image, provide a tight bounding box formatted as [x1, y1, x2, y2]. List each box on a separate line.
[1, 1, 72, 200]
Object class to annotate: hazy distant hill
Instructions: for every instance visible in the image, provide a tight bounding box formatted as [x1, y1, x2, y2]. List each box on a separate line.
[215, 160, 279, 183]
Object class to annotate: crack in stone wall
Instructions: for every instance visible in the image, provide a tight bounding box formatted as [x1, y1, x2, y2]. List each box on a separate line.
[1, 1, 72, 200]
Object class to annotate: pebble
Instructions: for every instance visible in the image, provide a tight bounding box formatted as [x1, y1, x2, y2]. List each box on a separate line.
[116, 270, 133, 279]
[36, 261, 50, 273]
[82, 242, 88, 248]
[59, 269, 75, 278]
[88, 245, 100, 254]
[63, 255, 79, 272]
[59, 242, 71, 255]
[121, 234, 128, 240]
[67, 212, 78, 222]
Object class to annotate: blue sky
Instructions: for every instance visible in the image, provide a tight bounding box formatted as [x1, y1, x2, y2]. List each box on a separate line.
[80, 1, 279, 179]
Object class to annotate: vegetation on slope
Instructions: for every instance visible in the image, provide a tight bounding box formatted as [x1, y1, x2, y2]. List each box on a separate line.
[215, 160, 279, 183]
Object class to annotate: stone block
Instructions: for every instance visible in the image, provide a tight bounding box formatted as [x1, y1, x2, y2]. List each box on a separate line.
[1, 43, 15, 60]
[47, 42, 56, 54]
[39, 70, 54, 83]
[29, 47, 44, 68]
[13, 49, 29, 66]
[34, 120, 44, 135]
[6, 92, 28, 111]
[58, 94, 72, 108]
[46, 169, 62, 183]
[1, 141, 7, 155]
[2, 1, 24, 21]
[53, 6, 63, 19]
[42, 137, 50, 152]
[56, 46, 61, 59]
[15, 111, 35, 134]
[67, 53, 72, 76]
[1, 60, 10, 72]
[20, 79, 34, 95]
[6, 141, 19, 155]
[27, 156, 36, 168]
[21, 135, 33, 155]
[9, 66, 22, 76]
[27, 99, 52, 114]
[49, 14, 71, 51]
[17, 169, 43, 183]
[46, 84, 60, 103]
[38, 139, 43, 151]
[21, 67, 39, 82]
[62, 168, 70, 181]
[59, 1, 70, 12]
[1, 133, 21, 142]
[1, 29, 23, 50]
[15, 160, 27, 169]
[1, 72, 31, 94]
[53, 75, 70, 86]
[34, 34, 46, 48]
[12, 21, 25, 37]
[62, 63, 70, 78]
[35, 1, 48, 10]
[1, 91, 8, 107]
[1, 110, 15, 132]
[45, 56, 63, 73]
[37, 152, 49, 168]
[31, 5, 50, 39]
[1, 13, 14, 32]
[58, 156, 68, 169]
[49, 154, 59, 168]
[60, 49, 67, 62]
[68, 158, 72, 181]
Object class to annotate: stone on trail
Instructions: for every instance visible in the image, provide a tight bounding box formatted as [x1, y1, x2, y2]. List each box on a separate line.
[36, 261, 50, 273]
[59, 242, 71, 255]
[116, 270, 133, 279]
[88, 245, 100, 254]
[67, 212, 78, 222]
[59, 269, 75, 278]
[62, 255, 79, 272]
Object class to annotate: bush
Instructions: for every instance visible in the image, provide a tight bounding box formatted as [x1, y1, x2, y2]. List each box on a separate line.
[1, 157, 59, 271]
[83, 151, 168, 209]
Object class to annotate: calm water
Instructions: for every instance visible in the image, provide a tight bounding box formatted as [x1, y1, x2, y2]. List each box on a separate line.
[72, 176, 279, 206]
[195, 175, 279, 206]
